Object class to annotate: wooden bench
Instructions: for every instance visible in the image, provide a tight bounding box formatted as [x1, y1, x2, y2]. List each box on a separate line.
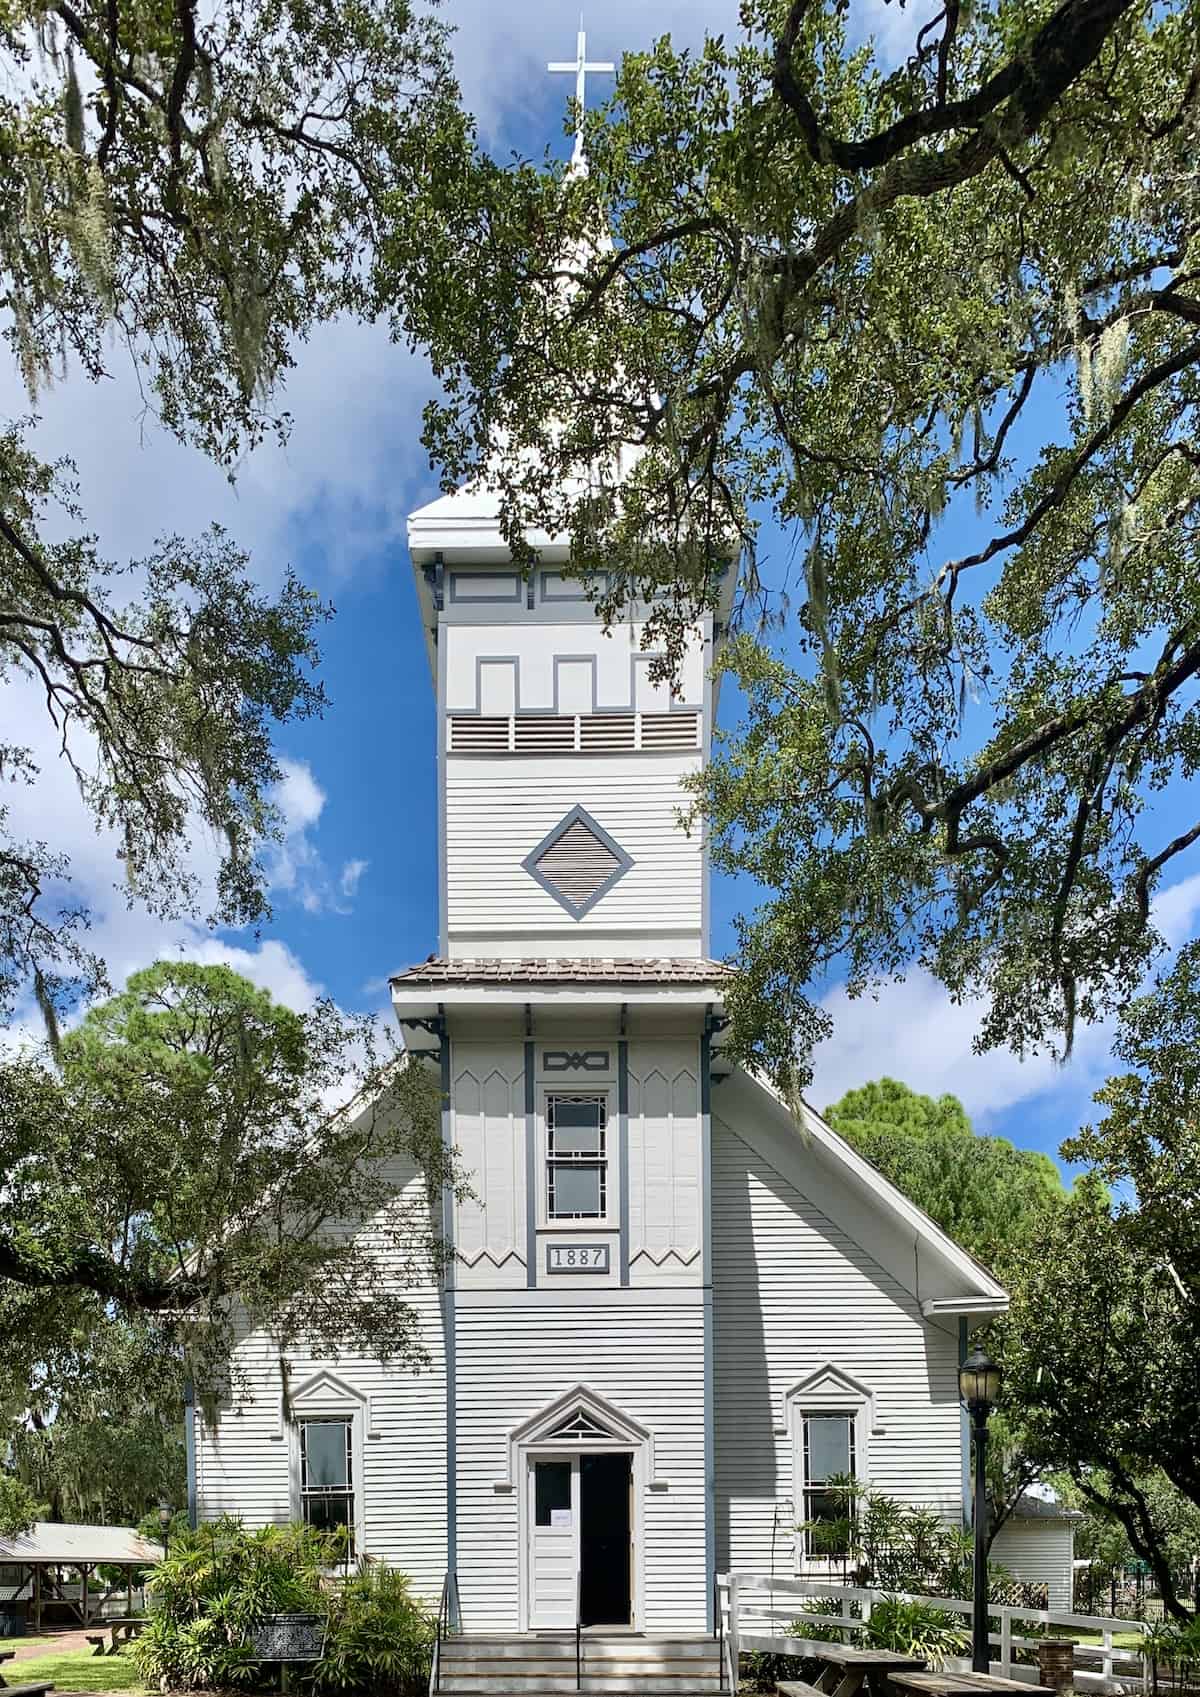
[84, 1637, 106, 1659]
[889, 1672, 1055, 1697]
[781, 1638, 929, 1697]
[779, 1679, 833, 1697]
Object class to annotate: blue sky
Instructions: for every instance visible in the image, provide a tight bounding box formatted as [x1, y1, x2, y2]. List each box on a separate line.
[5, 0, 1198, 1173]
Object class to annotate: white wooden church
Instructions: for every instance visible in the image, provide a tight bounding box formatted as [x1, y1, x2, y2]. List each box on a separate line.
[193, 36, 1008, 1666]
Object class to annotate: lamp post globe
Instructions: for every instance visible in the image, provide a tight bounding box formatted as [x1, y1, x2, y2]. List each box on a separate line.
[959, 1346, 1002, 1673]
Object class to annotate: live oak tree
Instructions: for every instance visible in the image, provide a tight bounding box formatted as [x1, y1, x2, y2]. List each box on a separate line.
[0, 962, 453, 1404]
[412, 0, 1200, 1085]
[0, 0, 468, 1020]
[998, 946, 1200, 1617]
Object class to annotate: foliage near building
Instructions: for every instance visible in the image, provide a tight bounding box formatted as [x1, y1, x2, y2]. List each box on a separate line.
[410, 0, 1200, 1096]
[0, 0, 471, 1022]
[0, 962, 450, 1409]
[132, 1519, 433, 1695]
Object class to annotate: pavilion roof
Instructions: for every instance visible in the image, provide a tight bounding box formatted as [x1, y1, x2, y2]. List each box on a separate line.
[0, 1522, 161, 1566]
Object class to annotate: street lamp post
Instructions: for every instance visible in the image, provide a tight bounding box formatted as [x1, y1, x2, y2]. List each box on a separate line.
[158, 1500, 173, 1561]
[958, 1345, 1002, 1674]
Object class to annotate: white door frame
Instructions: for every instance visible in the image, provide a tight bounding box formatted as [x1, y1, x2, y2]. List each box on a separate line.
[519, 1440, 644, 1632]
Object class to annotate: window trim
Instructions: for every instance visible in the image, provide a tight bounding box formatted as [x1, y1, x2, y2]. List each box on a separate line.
[544, 1091, 611, 1224]
[784, 1367, 875, 1574]
[288, 1390, 366, 1555]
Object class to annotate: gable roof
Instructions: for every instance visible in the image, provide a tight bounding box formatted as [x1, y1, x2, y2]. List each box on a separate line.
[721, 1068, 1008, 1314]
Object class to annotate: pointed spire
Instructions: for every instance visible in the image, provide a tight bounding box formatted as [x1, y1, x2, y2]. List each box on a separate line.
[547, 21, 614, 177]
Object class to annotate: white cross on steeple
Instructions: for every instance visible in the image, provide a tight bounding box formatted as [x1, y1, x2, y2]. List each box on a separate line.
[548, 22, 614, 169]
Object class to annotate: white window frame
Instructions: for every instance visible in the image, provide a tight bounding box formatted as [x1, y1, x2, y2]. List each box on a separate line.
[784, 1366, 875, 1575]
[543, 1091, 611, 1227]
[287, 1378, 367, 1555]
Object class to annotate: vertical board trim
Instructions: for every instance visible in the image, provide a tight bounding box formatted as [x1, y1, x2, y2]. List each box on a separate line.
[618, 1040, 630, 1286]
[701, 1028, 715, 1626]
[441, 1029, 457, 1597]
[525, 1040, 537, 1289]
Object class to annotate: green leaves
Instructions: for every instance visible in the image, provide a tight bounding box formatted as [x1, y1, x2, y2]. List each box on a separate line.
[0, 961, 452, 1404]
[410, 0, 1200, 1085]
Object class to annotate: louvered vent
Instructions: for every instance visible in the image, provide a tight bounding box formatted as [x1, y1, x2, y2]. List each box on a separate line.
[513, 716, 576, 753]
[448, 716, 510, 753]
[579, 714, 637, 752]
[522, 806, 633, 919]
[640, 711, 700, 750]
[447, 710, 701, 754]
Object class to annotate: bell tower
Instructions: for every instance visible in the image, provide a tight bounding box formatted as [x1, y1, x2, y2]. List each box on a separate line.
[407, 493, 720, 961]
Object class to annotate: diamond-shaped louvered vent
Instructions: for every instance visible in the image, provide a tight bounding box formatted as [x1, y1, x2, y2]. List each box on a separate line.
[523, 806, 633, 919]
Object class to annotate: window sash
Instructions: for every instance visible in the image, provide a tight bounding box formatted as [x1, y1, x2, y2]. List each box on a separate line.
[299, 1419, 355, 1543]
[547, 1094, 608, 1219]
[801, 1413, 856, 1561]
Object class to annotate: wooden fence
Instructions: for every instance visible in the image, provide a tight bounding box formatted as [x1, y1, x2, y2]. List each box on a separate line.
[716, 1572, 1147, 1694]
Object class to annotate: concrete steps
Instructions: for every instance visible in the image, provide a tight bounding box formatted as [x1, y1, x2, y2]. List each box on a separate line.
[436, 1633, 723, 1695]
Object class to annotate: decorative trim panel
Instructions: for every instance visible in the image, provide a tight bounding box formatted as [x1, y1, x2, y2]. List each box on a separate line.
[522, 805, 633, 919]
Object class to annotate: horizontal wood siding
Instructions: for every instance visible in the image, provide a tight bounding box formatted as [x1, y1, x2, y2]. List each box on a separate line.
[195, 1151, 449, 1605]
[990, 1519, 1076, 1611]
[445, 759, 701, 940]
[454, 1299, 707, 1631]
[711, 1117, 963, 1576]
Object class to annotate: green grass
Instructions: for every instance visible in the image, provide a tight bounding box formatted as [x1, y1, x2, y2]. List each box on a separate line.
[1073, 1628, 1148, 1649]
[3, 1648, 145, 1693]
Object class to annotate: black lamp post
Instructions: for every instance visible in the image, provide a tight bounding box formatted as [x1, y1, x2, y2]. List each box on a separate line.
[958, 1345, 1002, 1673]
[158, 1500, 173, 1560]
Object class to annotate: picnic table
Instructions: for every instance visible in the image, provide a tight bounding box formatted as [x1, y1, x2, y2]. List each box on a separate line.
[780, 1637, 929, 1697]
[889, 1673, 1055, 1697]
[85, 1619, 147, 1657]
[0, 1649, 13, 1688]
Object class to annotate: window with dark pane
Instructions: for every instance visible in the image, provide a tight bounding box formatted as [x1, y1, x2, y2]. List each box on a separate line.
[546, 1094, 607, 1219]
[300, 1419, 354, 1544]
[802, 1413, 855, 1559]
[534, 1461, 572, 1526]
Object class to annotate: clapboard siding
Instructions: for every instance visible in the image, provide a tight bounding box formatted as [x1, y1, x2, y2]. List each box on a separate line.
[991, 1519, 1076, 1611]
[454, 1299, 707, 1632]
[712, 1116, 963, 1576]
[443, 621, 707, 716]
[445, 759, 702, 940]
[194, 1151, 449, 1606]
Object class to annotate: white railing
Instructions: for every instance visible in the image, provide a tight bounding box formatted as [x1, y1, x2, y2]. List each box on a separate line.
[715, 1573, 1148, 1694]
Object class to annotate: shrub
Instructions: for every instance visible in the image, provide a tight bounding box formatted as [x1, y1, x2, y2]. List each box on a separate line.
[313, 1562, 434, 1696]
[131, 1517, 432, 1695]
[132, 1518, 338, 1690]
[788, 1599, 858, 1645]
[862, 1597, 970, 1668]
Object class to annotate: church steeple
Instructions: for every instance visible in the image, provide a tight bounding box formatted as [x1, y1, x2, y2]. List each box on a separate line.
[547, 24, 614, 176]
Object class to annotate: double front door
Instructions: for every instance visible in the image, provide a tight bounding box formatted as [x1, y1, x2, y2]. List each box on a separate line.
[528, 1453, 633, 1630]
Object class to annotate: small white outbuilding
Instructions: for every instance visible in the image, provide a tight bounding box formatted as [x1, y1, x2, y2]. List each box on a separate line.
[991, 1493, 1083, 1612]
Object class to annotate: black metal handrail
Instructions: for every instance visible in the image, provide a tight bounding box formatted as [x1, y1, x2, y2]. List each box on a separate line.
[576, 1569, 583, 1692]
[431, 1572, 453, 1696]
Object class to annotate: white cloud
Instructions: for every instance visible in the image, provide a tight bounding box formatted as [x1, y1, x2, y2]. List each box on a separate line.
[808, 872, 1200, 1131]
[273, 758, 326, 834]
[340, 858, 369, 900]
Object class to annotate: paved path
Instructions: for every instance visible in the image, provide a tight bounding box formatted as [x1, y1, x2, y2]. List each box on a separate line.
[8, 1627, 95, 1661]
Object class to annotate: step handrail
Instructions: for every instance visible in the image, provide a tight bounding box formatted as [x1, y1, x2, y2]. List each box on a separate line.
[576, 1569, 583, 1692]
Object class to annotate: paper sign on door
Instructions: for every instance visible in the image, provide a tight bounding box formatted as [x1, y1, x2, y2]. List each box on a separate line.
[550, 1509, 572, 1529]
